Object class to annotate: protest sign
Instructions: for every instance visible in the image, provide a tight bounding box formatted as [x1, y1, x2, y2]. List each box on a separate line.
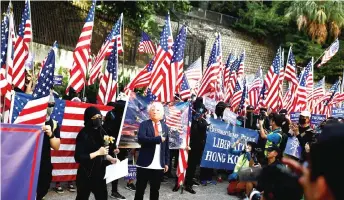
[290, 112, 301, 123]
[332, 108, 344, 118]
[311, 114, 326, 127]
[124, 165, 137, 180]
[1, 123, 44, 200]
[223, 108, 237, 125]
[119, 92, 191, 149]
[284, 136, 302, 159]
[200, 118, 258, 170]
[203, 97, 217, 113]
[53, 75, 63, 86]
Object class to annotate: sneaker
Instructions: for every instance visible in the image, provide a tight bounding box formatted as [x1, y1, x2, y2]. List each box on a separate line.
[68, 184, 76, 192]
[200, 180, 207, 186]
[192, 180, 200, 187]
[125, 183, 136, 191]
[55, 186, 64, 194]
[110, 192, 126, 200]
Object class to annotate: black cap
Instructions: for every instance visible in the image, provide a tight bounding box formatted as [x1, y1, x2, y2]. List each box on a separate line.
[246, 105, 254, 110]
[260, 107, 267, 112]
[266, 145, 280, 154]
[279, 109, 288, 115]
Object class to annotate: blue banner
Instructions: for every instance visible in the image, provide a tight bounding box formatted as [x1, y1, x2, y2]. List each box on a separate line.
[1, 123, 44, 200]
[332, 108, 344, 118]
[200, 118, 259, 170]
[124, 165, 137, 180]
[290, 112, 301, 123]
[311, 114, 326, 126]
[53, 75, 63, 86]
[284, 136, 302, 159]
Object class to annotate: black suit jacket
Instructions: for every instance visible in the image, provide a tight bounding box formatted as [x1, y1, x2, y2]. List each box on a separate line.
[136, 119, 170, 168]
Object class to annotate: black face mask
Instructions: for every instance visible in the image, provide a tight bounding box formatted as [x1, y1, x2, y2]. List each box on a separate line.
[299, 118, 306, 125]
[92, 118, 102, 129]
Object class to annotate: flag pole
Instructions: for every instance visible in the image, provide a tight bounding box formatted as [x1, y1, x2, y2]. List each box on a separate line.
[27, 0, 36, 85]
[120, 14, 124, 98]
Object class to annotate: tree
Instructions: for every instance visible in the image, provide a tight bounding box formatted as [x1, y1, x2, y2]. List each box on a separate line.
[285, 1, 344, 44]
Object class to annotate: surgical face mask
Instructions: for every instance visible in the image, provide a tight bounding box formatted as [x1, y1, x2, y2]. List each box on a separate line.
[92, 118, 102, 129]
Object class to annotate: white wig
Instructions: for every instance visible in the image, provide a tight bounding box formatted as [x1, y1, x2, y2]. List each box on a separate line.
[148, 102, 165, 116]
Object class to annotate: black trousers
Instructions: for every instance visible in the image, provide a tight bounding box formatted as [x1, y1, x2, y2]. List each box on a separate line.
[200, 167, 213, 181]
[134, 168, 164, 200]
[76, 169, 108, 200]
[184, 148, 202, 187]
[111, 149, 128, 193]
[36, 163, 52, 200]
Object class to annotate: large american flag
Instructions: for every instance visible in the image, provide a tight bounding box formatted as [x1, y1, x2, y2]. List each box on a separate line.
[13, 45, 56, 125]
[138, 31, 156, 55]
[309, 77, 325, 100]
[179, 73, 191, 100]
[176, 103, 192, 187]
[13, 0, 31, 91]
[284, 47, 298, 86]
[97, 40, 118, 105]
[49, 99, 112, 182]
[248, 66, 262, 107]
[124, 59, 154, 94]
[224, 56, 241, 103]
[238, 78, 248, 114]
[317, 39, 340, 67]
[171, 26, 187, 92]
[88, 14, 123, 86]
[66, 0, 96, 94]
[147, 14, 174, 102]
[223, 53, 235, 91]
[264, 48, 281, 111]
[295, 60, 312, 111]
[230, 80, 243, 111]
[198, 37, 220, 98]
[165, 104, 183, 133]
[237, 51, 245, 78]
[184, 57, 202, 94]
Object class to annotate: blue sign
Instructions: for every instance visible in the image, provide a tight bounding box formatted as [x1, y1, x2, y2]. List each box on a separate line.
[332, 108, 344, 118]
[311, 114, 326, 126]
[54, 75, 63, 86]
[223, 108, 237, 125]
[203, 97, 216, 113]
[124, 165, 136, 180]
[284, 137, 302, 159]
[290, 112, 301, 123]
[200, 118, 258, 170]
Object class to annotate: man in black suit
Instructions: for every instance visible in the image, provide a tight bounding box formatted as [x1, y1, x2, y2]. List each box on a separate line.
[134, 102, 170, 200]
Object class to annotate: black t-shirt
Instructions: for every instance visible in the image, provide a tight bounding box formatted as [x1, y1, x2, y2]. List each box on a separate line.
[41, 118, 61, 168]
[189, 118, 208, 150]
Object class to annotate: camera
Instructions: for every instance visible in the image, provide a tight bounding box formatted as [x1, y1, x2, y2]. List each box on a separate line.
[259, 111, 266, 121]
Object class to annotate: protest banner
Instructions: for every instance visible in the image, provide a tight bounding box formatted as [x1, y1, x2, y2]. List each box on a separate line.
[53, 75, 63, 86]
[1, 123, 44, 200]
[119, 92, 191, 149]
[332, 108, 344, 118]
[284, 136, 302, 159]
[290, 112, 301, 123]
[200, 118, 258, 170]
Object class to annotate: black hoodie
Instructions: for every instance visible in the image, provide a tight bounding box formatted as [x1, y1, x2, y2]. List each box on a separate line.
[74, 106, 109, 179]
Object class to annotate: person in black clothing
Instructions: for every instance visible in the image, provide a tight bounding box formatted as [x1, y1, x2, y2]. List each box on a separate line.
[245, 105, 258, 130]
[36, 95, 61, 200]
[103, 101, 134, 199]
[74, 106, 118, 200]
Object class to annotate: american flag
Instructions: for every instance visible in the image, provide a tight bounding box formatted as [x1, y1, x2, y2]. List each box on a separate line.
[97, 40, 118, 105]
[147, 14, 174, 102]
[165, 104, 183, 132]
[0, 68, 12, 113]
[49, 99, 112, 182]
[215, 34, 224, 101]
[176, 103, 192, 187]
[295, 60, 312, 111]
[198, 36, 220, 98]
[309, 77, 325, 100]
[230, 80, 243, 111]
[146, 88, 157, 102]
[179, 73, 191, 100]
[13, 0, 31, 91]
[248, 66, 262, 107]
[224, 55, 241, 103]
[223, 53, 235, 91]
[264, 49, 281, 111]
[317, 39, 340, 67]
[171, 26, 187, 92]
[88, 14, 123, 86]
[66, 0, 96, 94]
[13, 45, 56, 125]
[184, 57, 202, 93]
[238, 78, 248, 114]
[284, 47, 298, 86]
[124, 59, 154, 94]
[138, 31, 156, 55]
[237, 51, 245, 78]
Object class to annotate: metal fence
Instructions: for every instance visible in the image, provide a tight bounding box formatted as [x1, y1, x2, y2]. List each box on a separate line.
[183, 7, 239, 26]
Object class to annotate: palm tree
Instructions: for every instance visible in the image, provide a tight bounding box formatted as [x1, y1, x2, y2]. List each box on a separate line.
[286, 0, 344, 44]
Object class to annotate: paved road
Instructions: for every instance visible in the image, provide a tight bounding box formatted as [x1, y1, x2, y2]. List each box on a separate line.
[45, 178, 240, 200]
